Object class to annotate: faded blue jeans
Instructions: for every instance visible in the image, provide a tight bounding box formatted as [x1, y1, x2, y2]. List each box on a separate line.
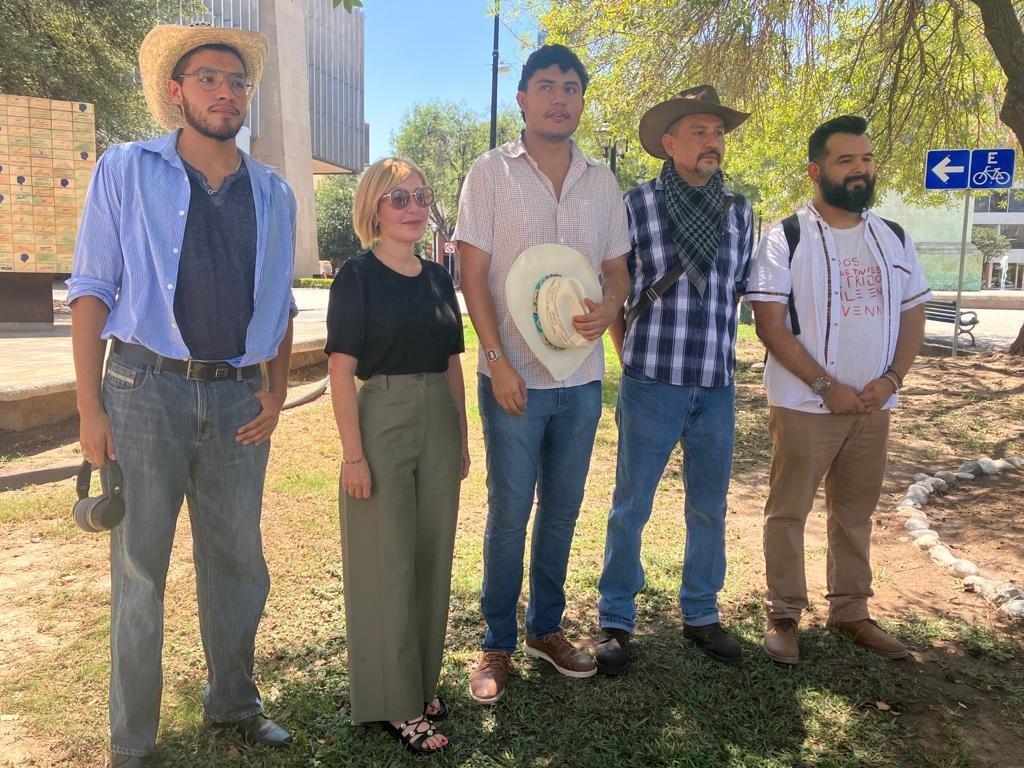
[478, 374, 602, 652]
[102, 351, 271, 757]
[599, 366, 735, 632]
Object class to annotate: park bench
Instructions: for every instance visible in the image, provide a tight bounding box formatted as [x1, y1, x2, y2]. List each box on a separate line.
[924, 299, 979, 346]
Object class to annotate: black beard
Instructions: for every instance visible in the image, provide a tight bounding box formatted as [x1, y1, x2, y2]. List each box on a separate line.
[820, 172, 876, 212]
[182, 96, 242, 142]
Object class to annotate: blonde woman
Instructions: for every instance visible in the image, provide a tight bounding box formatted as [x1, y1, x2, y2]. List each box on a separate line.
[326, 157, 468, 755]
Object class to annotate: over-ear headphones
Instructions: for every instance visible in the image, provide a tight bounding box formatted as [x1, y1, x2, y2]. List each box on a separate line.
[73, 460, 125, 533]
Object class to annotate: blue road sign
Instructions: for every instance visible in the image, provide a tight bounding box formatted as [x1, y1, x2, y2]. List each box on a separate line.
[970, 148, 1015, 189]
[925, 149, 970, 190]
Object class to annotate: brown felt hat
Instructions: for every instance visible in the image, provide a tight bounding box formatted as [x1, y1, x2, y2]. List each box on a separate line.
[139, 23, 268, 131]
[638, 85, 750, 159]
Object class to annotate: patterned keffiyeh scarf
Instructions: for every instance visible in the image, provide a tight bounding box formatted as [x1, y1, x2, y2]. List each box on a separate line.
[660, 160, 725, 297]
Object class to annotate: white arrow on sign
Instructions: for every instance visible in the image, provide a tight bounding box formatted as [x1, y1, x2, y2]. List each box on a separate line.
[931, 155, 965, 183]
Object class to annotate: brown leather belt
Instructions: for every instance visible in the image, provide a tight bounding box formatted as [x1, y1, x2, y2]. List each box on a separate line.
[111, 340, 260, 381]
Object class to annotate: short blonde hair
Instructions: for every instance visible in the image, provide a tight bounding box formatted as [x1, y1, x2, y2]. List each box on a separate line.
[353, 157, 429, 248]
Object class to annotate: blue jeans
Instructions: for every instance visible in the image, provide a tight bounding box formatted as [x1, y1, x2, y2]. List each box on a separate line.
[478, 374, 601, 652]
[599, 366, 735, 631]
[102, 351, 271, 757]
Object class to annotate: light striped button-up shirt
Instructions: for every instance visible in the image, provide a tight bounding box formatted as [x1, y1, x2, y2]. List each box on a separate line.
[744, 203, 932, 413]
[67, 130, 298, 367]
[454, 132, 630, 389]
[622, 176, 754, 387]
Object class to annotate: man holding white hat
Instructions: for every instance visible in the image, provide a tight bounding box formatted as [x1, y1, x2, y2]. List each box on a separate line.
[68, 24, 296, 765]
[455, 44, 630, 705]
[595, 86, 754, 673]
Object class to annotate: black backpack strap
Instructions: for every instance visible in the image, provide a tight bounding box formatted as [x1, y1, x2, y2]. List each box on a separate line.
[879, 217, 906, 246]
[780, 214, 801, 336]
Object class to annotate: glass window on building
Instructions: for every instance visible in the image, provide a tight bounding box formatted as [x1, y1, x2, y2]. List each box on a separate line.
[999, 224, 1024, 249]
[990, 190, 1009, 212]
[974, 194, 991, 213]
[1009, 189, 1024, 213]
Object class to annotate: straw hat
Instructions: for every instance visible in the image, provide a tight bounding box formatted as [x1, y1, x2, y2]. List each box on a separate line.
[639, 85, 750, 159]
[506, 244, 602, 382]
[139, 23, 268, 131]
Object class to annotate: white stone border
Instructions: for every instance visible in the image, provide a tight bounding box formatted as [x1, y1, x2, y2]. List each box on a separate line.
[898, 456, 1024, 619]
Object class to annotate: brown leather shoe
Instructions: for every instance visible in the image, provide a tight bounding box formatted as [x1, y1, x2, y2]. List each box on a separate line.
[106, 752, 151, 768]
[524, 631, 597, 678]
[470, 650, 512, 704]
[828, 618, 910, 659]
[763, 617, 800, 665]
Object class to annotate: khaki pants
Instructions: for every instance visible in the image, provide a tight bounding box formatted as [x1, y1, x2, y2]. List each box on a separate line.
[763, 406, 890, 623]
[340, 372, 461, 724]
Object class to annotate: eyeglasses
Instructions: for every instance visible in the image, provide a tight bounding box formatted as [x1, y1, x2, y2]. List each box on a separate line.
[380, 186, 435, 210]
[176, 67, 254, 98]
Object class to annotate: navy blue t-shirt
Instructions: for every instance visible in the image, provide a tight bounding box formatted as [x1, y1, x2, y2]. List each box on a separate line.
[173, 158, 257, 360]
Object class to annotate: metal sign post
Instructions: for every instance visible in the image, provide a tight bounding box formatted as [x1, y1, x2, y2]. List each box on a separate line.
[952, 189, 971, 357]
[925, 147, 1015, 357]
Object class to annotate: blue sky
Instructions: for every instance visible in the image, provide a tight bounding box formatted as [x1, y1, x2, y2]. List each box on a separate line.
[362, 1, 537, 160]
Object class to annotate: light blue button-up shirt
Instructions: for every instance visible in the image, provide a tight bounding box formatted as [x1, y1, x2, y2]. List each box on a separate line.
[67, 130, 298, 367]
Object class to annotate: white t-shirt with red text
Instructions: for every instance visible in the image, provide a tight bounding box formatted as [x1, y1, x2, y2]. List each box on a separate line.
[831, 222, 885, 392]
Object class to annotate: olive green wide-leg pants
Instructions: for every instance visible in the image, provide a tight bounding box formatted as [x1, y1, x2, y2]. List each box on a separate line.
[339, 372, 461, 724]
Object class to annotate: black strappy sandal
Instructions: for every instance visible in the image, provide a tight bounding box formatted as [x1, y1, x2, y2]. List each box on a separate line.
[424, 695, 449, 722]
[381, 716, 451, 755]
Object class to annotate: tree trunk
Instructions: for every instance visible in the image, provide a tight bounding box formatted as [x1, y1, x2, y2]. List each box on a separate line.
[1010, 321, 1024, 355]
[970, 0, 1024, 145]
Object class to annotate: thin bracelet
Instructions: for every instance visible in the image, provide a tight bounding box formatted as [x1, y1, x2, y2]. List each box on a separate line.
[882, 372, 901, 392]
[343, 456, 365, 465]
[884, 367, 904, 388]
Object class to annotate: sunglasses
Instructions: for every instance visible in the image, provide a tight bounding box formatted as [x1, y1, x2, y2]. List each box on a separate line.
[176, 67, 254, 98]
[380, 186, 435, 210]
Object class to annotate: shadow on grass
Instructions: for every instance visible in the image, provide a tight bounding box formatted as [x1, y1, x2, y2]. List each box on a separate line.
[152, 593, 943, 768]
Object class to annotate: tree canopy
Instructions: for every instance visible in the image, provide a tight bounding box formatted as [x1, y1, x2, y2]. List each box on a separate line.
[316, 175, 363, 268]
[0, 0, 204, 151]
[537, 0, 1016, 219]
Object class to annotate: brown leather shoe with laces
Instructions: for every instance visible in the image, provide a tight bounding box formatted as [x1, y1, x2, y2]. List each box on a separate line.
[470, 650, 512, 704]
[763, 617, 800, 665]
[524, 631, 597, 678]
[828, 618, 910, 659]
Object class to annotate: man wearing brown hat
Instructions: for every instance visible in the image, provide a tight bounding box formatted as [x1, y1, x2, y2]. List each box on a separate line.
[595, 86, 754, 674]
[68, 24, 296, 766]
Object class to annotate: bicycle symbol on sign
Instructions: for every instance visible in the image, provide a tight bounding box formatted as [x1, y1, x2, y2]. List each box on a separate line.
[972, 165, 1011, 186]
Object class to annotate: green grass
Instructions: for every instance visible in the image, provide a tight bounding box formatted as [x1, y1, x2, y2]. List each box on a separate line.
[0, 320, 1021, 767]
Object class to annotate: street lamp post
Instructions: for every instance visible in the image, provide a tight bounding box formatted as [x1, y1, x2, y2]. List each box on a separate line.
[490, 3, 500, 149]
[597, 123, 628, 178]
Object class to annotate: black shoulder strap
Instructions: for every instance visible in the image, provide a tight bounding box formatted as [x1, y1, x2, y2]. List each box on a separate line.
[780, 214, 802, 336]
[623, 193, 736, 329]
[879, 217, 906, 246]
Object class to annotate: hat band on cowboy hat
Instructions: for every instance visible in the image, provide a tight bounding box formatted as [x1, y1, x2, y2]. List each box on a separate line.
[638, 84, 750, 160]
[139, 23, 269, 132]
[532, 274, 589, 351]
[506, 244, 603, 382]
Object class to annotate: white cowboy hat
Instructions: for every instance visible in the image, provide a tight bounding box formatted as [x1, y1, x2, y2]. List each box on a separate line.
[139, 23, 268, 131]
[506, 244, 602, 382]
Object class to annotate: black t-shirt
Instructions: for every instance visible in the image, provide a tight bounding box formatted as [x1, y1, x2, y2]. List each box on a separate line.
[324, 252, 464, 380]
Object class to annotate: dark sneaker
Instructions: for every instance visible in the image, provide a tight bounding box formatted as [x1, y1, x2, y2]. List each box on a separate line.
[595, 628, 631, 676]
[213, 714, 292, 748]
[524, 631, 597, 678]
[107, 753, 151, 768]
[470, 650, 512, 704]
[683, 622, 743, 667]
[763, 617, 800, 665]
[828, 618, 910, 659]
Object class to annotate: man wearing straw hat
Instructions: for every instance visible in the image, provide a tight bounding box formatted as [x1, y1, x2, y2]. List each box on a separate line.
[68, 24, 296, 766]
[595, 87, 754, 674]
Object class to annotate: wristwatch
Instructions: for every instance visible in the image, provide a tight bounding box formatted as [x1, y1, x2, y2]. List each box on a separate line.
[485, 347, 504, 363]
[812, 376, 833, 395]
